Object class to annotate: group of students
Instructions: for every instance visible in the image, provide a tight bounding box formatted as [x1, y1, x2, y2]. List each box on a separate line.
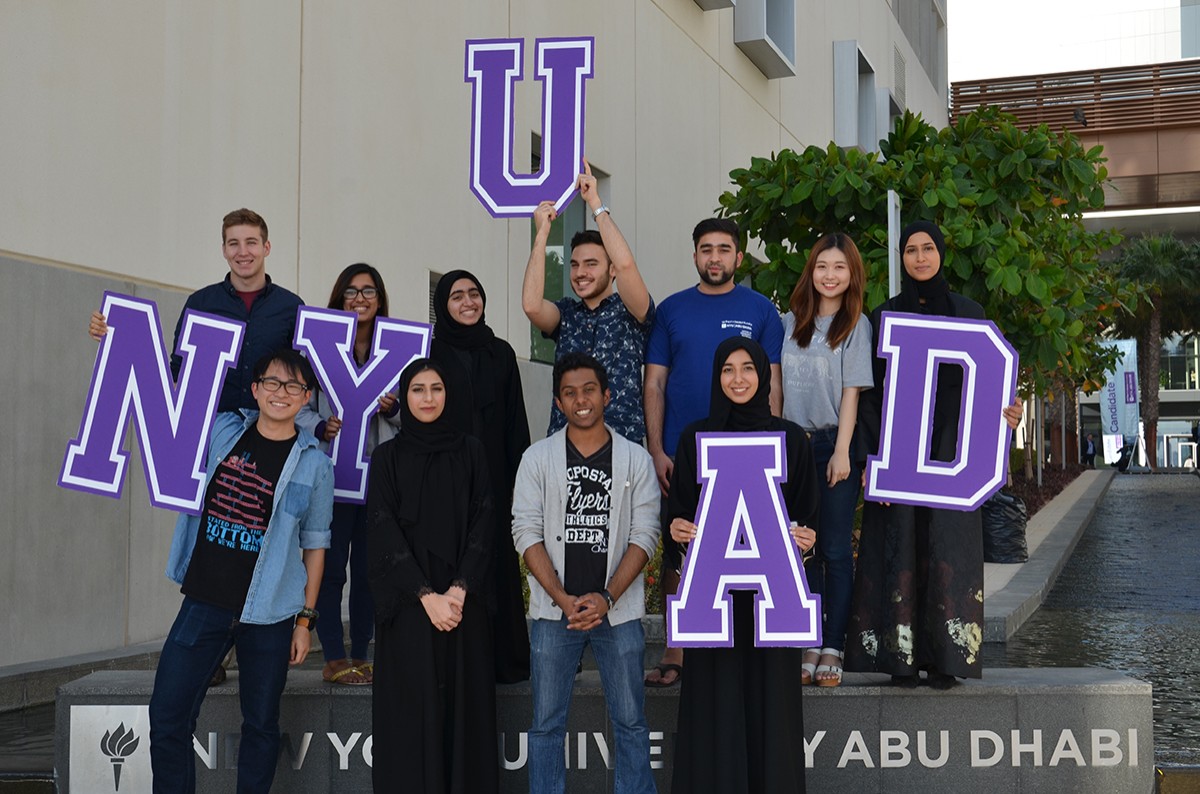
[90, 196, 1020, 792]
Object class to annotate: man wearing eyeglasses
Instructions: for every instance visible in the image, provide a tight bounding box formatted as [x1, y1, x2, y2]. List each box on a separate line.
[90, 208, 304, 414]
[149, 347, 333, 793]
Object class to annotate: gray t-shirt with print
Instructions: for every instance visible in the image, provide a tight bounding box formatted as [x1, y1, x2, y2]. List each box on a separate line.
[781, 312, 874, 430]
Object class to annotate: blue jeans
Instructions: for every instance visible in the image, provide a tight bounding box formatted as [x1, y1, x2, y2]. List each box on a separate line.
[529, 616, 655, 794]
[315, 502, 374, 662]
[148, 597, 292, 793]
[805, 427, 861, 652]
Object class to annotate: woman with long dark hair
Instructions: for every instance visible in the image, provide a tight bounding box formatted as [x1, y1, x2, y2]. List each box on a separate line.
[781, 233, 874, 687]
[845, 221, 1022, 689]
[312, 263, 398, 685]
[430, 270, 532, 683]
[367, 358, 497, 792]
[668, 337, 819, 793]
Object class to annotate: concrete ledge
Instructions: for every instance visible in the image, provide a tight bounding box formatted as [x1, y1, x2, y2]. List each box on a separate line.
[58, 667, 1153, 793]
[983, 469, 1115, 642]
[0, 641, 162, 714]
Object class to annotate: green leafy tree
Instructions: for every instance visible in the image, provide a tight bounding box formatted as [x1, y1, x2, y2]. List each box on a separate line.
[1109, 234, 1200, 468]
[720, 108, 1135, 476]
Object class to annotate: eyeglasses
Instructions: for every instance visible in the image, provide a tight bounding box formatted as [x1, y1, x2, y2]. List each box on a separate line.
[343, 287, 379, 301]
[257, 377, 309, 396]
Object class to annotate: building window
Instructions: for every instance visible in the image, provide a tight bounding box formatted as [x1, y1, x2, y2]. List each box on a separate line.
[1160, 335, 1200, 390]
[734, 0, 797, 79]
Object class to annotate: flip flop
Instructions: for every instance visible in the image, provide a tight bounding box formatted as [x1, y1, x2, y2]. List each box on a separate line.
[324, 663, 371, 686]
[352, 660, 374, 683]
[644, 663, 683, 688]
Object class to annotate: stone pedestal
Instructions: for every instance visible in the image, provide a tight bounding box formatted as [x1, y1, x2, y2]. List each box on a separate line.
[57, 667, 1152, 793]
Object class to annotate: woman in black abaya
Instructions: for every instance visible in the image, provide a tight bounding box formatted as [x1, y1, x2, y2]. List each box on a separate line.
[431, 270, 532, 684]
[367, 359, 497, 793]
[844, 221, 1022, 689]
[668, 337, 819, 794]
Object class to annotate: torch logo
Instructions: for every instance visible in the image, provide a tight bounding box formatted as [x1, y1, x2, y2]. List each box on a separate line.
[99, 722, 141, 791]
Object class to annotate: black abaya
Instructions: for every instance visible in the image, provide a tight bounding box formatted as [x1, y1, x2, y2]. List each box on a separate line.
[668, 338, 820, 794]
[366, 397, 497, 793]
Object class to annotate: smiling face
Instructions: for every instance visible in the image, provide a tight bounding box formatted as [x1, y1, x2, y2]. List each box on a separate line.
[569, 242, 614, 303]
[693, 231, 742, 292]
[902, 231, 941, 282]
[406, 368, 446, 423]
[719, 348, 759, 405]
[251, 361, 309, 425]
[812, 246, 852, 304]
[222, 224, 271, 291]
[554, 367, 610, 432]
[446, 277, 483, 326]
[343, 272, 379, 327]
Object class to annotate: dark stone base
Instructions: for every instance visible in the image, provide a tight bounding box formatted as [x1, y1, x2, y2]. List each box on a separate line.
[57, 667, 1153, 793]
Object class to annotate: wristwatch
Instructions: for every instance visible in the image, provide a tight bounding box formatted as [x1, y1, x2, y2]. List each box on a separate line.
[601, 589, 615, 610]
[592, 205, 610, 219]
[295, 606, 319, 631]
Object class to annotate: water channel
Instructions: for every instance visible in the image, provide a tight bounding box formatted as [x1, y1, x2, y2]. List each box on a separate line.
[2, 472, 1198, 779]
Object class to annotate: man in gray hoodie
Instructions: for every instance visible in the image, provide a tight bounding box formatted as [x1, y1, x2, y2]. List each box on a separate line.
[512, 352, 660, 794]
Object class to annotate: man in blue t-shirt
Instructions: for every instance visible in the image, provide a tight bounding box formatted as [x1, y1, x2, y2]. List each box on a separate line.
[522, 160, 654, 442]
[642, 217, 784, 687]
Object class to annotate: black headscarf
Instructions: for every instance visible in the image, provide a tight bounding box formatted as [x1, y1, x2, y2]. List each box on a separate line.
[431, 270, 499, 435]
[895, 220, 954, 316]
[393, 359, 466, 569]
[704, 337, 773, 432]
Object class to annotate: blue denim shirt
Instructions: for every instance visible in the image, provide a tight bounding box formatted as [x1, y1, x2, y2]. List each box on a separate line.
[165, 412, 333, 625]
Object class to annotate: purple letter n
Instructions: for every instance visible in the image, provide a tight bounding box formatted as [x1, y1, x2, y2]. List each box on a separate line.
[464, 37, 593, 218]
[59, 293, 244, 513]
[293, 307, 431, 503]
[667, 432, 821, 648]
[865, 312, 1018, 511]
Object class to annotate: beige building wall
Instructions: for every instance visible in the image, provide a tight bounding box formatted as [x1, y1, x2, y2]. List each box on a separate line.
[0, 0, 946, 668]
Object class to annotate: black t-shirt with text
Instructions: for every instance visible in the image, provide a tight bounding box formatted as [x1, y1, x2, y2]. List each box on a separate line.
[182, 425, 296, 613]
[563, 438, 613, 597]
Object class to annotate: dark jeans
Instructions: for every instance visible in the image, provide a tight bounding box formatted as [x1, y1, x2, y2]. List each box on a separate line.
[316, 502, 374, 662]
[149, 597, 292, 793]
[804, 427, 861, 652]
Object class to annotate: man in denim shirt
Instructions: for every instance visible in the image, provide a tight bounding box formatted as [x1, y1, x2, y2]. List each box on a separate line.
[148, 348, 333, 794]
[522, 161, 654, 443]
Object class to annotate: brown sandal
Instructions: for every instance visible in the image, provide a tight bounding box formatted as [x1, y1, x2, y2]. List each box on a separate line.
[323, 660, 370, 686]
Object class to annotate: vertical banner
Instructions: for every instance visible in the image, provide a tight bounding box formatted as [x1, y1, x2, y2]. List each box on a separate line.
[464, 37, 594, 217]
[1100, 339, 1140, 464]
[59, 293, 245, 513]
[667, 432, 821, 648]
[864, 312, 1018, 511]
[292, 307, 431, 503]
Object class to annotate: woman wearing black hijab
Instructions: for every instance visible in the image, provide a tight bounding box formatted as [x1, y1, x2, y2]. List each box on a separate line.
[367, 359, 498, 793]
[431, 270, 532, 683]
[845, 221, 1022, 689]
[667, 337, 819, 794]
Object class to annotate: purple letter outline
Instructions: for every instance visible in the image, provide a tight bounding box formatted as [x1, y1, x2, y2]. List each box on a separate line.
[865, 312, 1019, 511]
[464, 37, 593, 218]
[667, 432, 821, 648]
[59, 293, 244, 513]
[293, 307, 431, 503]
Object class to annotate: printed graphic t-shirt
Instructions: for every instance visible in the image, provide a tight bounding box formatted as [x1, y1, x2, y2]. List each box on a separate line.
[563, 437, 613, 597]
[182, 425, 297, 613]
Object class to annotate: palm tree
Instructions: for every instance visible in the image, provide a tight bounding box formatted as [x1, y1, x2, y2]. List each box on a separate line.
[1110, 235, 1200, 468]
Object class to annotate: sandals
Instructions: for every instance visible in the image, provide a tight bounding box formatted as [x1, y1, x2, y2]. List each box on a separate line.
[644, 663, 683, 688]
[323, 660, 371, 686]
[814, 647, 843, 687]
[800, 648, 820, 686]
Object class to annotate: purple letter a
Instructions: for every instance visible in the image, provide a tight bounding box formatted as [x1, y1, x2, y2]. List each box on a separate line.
[865, 312, 1018, 511]
[464, 37, 593, 218]
[293, 307, 431, 503]
[667, 432, 821, 648]
[59, 293, 244, 513]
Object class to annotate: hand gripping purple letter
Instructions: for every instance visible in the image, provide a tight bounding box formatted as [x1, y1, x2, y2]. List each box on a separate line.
[464, 37, 593, 218]
[59, 293, 244, 513]
[667, 432, 821, 648]
[864, 312, 1018, 510]
[292, 307, 431, 503]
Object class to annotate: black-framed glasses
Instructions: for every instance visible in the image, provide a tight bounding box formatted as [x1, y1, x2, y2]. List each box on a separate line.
[257, 377, 309, 396]
[343, 287, 379, 301]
